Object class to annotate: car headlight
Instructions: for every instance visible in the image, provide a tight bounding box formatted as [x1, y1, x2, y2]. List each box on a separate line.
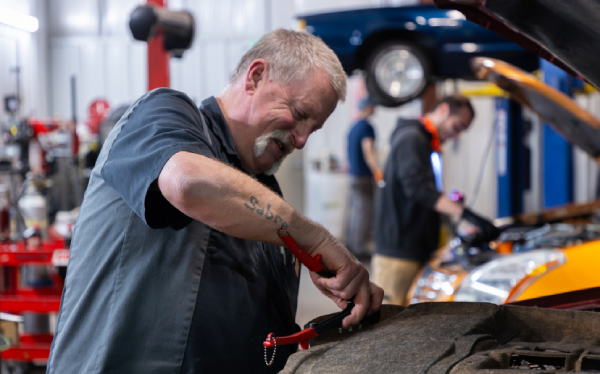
[454, 250, 566, 304]
[409, 265, 460, 304]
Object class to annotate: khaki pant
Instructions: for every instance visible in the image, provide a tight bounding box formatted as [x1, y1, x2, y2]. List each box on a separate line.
[372, 254, 421, 306]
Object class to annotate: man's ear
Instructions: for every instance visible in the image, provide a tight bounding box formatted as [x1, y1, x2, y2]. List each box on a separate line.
[244, 59, 268, 95]
[436, 102, 450, 118]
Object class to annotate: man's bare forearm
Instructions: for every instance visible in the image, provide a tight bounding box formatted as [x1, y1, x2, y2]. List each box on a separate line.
[360, 137, 382, 175]
[159, 151, 383, 327]
[158, 151, 327, 251]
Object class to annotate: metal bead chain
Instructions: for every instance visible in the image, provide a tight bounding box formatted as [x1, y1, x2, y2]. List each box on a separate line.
[264, 337, 276, 366]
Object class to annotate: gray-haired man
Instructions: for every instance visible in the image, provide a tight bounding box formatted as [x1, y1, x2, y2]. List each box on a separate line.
[47, 29, 383, 374]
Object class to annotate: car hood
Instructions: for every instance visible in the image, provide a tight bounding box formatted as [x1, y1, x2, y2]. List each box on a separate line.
[470, 57, 600, 161]
[433, 0, 600, 161]
[434, 0, 600, 89]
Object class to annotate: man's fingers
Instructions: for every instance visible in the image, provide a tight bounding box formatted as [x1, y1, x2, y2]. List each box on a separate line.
[367, 282, 384, 315]
[309, 271, 354, 310]
[306, 239, 377, 329]
[340, 282, 383, 328]
[341, 283, 371, 329]
[315, 265, 357, 292]
[316, 265, 369, 300]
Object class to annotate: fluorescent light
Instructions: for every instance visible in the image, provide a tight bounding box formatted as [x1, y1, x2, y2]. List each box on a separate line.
[0, 6, 39, 32]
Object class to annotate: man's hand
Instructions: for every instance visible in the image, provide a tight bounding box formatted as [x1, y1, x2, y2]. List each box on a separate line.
[305, 233, 383, 329]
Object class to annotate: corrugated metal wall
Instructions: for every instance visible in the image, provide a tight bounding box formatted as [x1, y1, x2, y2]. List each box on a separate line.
[0, 0, 49, 119]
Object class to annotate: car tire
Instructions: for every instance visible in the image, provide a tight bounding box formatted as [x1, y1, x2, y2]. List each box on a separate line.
[365, 42, 431, 107]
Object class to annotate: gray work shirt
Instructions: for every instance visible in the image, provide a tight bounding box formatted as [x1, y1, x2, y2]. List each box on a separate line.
[47, 88, 301, 374]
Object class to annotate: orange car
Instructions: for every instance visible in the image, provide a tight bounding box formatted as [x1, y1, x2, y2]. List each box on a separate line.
[408, 58, 600, 306]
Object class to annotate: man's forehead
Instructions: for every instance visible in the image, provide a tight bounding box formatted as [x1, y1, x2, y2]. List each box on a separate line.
[290, 68, 335, 94]
[292, 89, 335, 115]
[454, 107, 473, 123]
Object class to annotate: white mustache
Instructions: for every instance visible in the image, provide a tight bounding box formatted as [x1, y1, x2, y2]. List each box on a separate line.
[253, 130, 294, 158]
[254, 130, 294, 175]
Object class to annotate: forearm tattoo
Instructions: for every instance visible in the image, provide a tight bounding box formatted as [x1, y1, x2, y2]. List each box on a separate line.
[245, 196, 289, 230]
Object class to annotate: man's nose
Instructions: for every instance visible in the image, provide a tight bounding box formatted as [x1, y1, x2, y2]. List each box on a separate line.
[290, 125, 311, 149]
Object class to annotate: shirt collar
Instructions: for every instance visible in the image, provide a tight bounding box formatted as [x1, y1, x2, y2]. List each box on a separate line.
[199, 96, 238, 158]
[198, 96, 283, 197]
[421, 117, 442, 153]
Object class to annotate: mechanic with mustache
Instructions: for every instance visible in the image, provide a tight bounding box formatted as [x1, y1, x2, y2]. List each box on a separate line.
[373, 95, 500, 306]
[47, 29, 383, 374]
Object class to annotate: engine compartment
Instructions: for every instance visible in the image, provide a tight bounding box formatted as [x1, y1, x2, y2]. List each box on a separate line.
[409, 222, 600, 305]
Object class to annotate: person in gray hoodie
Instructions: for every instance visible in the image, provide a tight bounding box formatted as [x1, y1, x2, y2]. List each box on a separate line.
[373, 95, 499, 305]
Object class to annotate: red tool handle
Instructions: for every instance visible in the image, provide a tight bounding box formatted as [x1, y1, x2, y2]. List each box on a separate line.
[263, 329, 319, 350]
[278, 229, 325, 273]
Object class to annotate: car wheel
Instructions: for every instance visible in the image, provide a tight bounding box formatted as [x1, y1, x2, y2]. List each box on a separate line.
[365, 42, 431, 107]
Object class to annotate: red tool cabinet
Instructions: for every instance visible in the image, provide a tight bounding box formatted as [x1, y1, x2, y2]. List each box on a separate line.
[0, 240, 68, 363]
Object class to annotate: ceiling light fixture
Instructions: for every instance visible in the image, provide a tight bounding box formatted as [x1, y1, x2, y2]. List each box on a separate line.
[0, 6, 39, 32]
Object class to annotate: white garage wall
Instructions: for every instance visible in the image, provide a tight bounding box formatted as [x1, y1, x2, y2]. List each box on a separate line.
[49, 0, 145, 120]
[0, 0, 50, 120]
[441, 95, 497, 220]
[47, 0, 298, 117]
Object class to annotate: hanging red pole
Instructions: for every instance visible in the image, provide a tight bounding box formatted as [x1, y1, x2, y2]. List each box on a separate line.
[146, 0, 170, 91]
[130, 0, 194, 91]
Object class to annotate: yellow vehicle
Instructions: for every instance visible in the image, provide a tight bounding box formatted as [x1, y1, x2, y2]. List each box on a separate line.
[408, 58, 600, 306]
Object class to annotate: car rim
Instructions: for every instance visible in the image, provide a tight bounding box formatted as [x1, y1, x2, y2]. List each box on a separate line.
[374, 48, 425, 100]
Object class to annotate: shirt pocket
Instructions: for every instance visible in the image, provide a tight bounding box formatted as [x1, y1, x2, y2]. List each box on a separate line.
[206, 233, 260, 282]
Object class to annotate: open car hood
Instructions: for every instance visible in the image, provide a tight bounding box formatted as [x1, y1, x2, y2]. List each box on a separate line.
[434, 0, 600, 89]
[433, 0, 600, 162]
[471, 57, 600, 162]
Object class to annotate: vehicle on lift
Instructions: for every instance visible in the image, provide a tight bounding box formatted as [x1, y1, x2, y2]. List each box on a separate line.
[297, 4, 538, 107]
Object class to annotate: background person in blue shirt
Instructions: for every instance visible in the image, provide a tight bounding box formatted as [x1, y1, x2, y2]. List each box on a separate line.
[345, 97, 383, 258]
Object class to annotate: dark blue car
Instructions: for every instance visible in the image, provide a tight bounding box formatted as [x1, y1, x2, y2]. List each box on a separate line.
[298, 5, 538, 107]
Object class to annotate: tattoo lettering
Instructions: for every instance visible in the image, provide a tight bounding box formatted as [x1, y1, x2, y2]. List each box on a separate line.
[245, 197, 288, 230]
[265, 204, 274, 219]
[245, 196, 258, 211]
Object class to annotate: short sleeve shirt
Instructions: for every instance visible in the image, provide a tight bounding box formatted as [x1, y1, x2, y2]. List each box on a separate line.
[347, 119, 376, 176]
[47, 89, 301, 374]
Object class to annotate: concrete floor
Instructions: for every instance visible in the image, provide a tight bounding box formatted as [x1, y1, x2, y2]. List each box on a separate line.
[295, 259, 372, 328]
